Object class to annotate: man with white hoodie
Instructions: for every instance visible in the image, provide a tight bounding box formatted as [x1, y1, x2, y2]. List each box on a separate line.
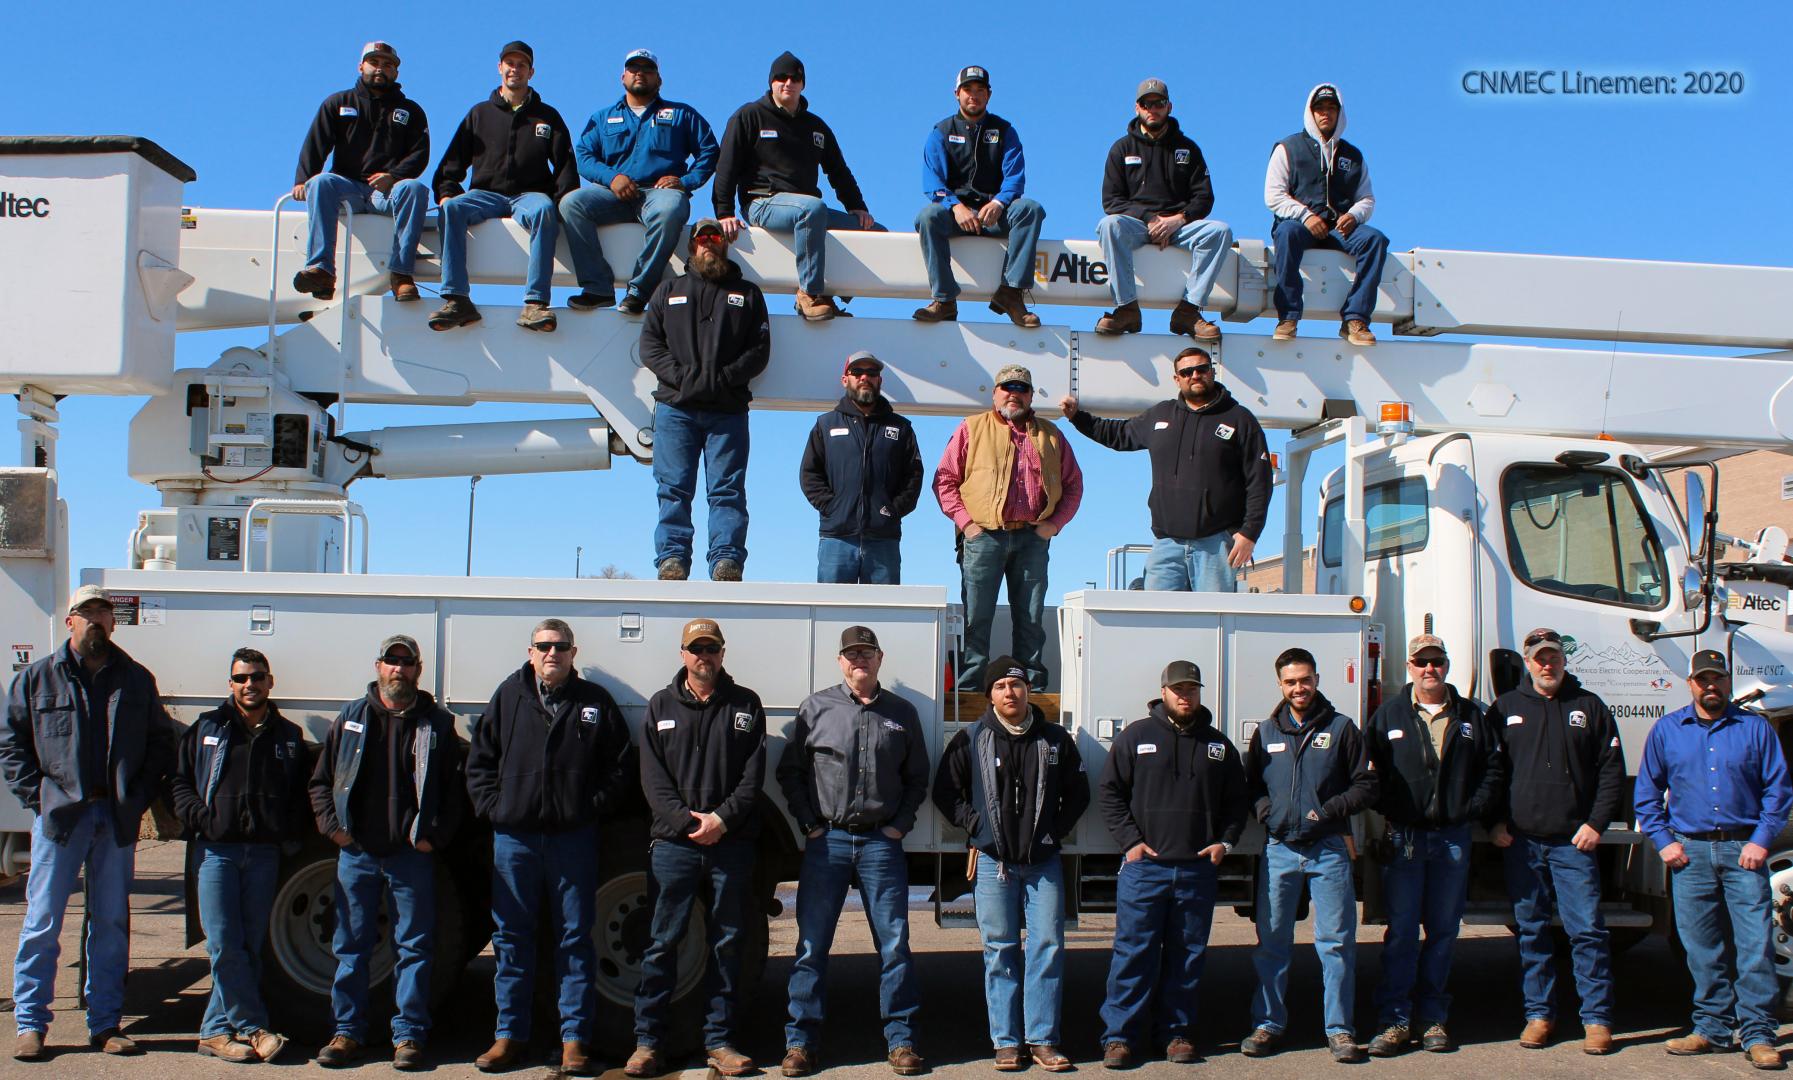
[1262, 84, 1389, 347]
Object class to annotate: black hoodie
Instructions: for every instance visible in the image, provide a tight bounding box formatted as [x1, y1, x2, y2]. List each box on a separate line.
[1365, 683, 1505, 829]
[1100, 115, 1214, 223]
[712, 92, 867, 218]
[798, 394, 924, 540]
[931, 706, 1090, 865]
[466, 664, 637, 833]
[169, 700, 311, 845]
[1493, 673, 1625, 837]
[1070, 386, 1273, 543]
[640, 260, 771, 414]
[1099, 702, 1248, 859]
[640, 668, 767, 843]
[295, 80, 431, 185]
[1244, 691, 1375, 843]
[432, 88, 577, 201]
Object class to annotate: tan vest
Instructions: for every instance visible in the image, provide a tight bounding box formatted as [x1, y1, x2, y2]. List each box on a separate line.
[958, 410, 1064, 530]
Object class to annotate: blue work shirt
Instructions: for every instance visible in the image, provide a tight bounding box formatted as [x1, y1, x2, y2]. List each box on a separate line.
[921, 115, 1025, 209]
[1634, 702, 1793, 850]
[574, 96, 718, 192]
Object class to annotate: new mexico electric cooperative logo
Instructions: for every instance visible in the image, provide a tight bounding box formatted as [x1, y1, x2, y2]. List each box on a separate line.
[1034, 251, 1108, 286]
[0, 192, 51, 218]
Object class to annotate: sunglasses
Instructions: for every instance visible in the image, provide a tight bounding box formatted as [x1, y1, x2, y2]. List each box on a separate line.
[379, 653, 420, 667]
[998, 381, 1033, 393]
[685, 642, 722, 656]
[1409, 656, 1447, 669]
[1176, 363, 1215, 378]
[1138, 98, 1170, 109]
[1523, 630, 1562, 648]
[531, 641, 573, 653]
[230, 671, 271, 685]
[841, 648, 878, 661]
[847, 368, 883, 378]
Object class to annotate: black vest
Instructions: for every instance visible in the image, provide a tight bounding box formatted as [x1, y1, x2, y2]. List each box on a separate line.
[936, 112, 1009, 207]
[1276, 131, 1364, 224]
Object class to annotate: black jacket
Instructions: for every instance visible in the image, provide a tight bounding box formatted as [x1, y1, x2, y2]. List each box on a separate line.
[1244, 692, 1376, 843]
[776, 682, 930, 834]
[466, 665, 636, 833]
[295, 80, 430, 186]
[308, 686, 465, 856]
[1099, 702, 1248, 859]
[640, 261, 771, 414]
[798, 395, 923, 540]
[931, 707, 1090, 865]
[432, 88, 577, 201]
[169, 700, 311, 845]
[1101, 116, 1214, 222]
[713, 92, 867, 217]
[1494, 674, 1626, 837]
[1070, 386, 1273, 543]
[1365, 683, 1505, 829]
[640, 668, 766, 843]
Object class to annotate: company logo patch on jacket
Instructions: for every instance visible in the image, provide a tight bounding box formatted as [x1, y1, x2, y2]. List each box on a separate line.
[1175, 148, 1192, 165]
[984, 130, 1001, 144]
[278, 739, 298, 759]
[882, 427, 899, 440]
[393, 109, 411, 125]
[580, 707, 600, 724]
[882, 719, 905, 733]
[657, 107, 675, 120]
[1337, 158, 1355, 172]
[1215, 423, 1236, 440]
[1047, 746, 1059, 765]
[535, 123, 552, 138]
[1207, 742, 1225, 760]
[727, 293, 745, 307]
[733, 711, 753, 732]
[812, 132, 826, 149]
[1312, 731, 1332, 749]
[1568, 710, 1587, 728]
[1460, 722, 1474, 738]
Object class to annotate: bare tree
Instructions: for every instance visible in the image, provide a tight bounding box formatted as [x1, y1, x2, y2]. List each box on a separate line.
[590, 563, 635, 580]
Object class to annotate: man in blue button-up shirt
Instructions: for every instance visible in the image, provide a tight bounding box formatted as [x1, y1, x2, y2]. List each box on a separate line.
[1634, 649, 1792, 1068]
[561, 49, 719, 315]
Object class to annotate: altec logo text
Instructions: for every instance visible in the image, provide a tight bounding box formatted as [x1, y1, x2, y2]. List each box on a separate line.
[0, 193, 51, 218]
[1034, 251, 1108, 286]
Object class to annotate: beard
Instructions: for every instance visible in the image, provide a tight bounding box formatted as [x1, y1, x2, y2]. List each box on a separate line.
[998, 402, 1032, 423]
[1142, 116, 1167, 134]
[77, 624, 111, 657]
[379, 673, 418, 710]
[690, 246, 730, 280]
[1532, 671, 1564, 695]
[849, 385, 879, 406]
[1179, 385, 1214, 407]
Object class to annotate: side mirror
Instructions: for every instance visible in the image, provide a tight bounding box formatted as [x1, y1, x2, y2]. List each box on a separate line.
[1488, 648, 1524, 698]
[1682, 563, 1706, 612]
[1685, 472, 1709, 562]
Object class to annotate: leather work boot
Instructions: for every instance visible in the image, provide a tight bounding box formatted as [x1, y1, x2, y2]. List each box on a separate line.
[1328, 1033, 1366, 1063]
[618, 291, 648, 316]
[1094, 300, 1142, 335]
[476, 1038, 524, 1072]
[198, 1034, 257, 1062]
[292, 265, 336, 300]
[989, 285, 1041, 328]
[1169, 300, 1221, 341]
[993, 1046, 1024, 1071]
[428, 295, 482, 331]
[796, 291, 850, 321]
[1240, 1027, 1282, 1058]
[1751, 1044, 1787, 1070]
[887, 1046, 924, 1075]
[1164, 1037, 1198, 1064]
[782, 1045, 816, 1076]
[624, 1045, 663, 1078]
[568, 291, 614, 311]
[244, 1030, 288, 1062]
[1341, 319, 1377, 346]
[389, 272, 419, 302]
[91, 1030, 143, 1056]
[1102, 1042, 1134, 1069]
[561, 1041, 594, 1075]
[315, 1035, 361, 1068]
[1367, 1024, 1411, 1057]
[711, 559, 744, 582]
[1519, 1018, 1554, 1049]
[1420, 1023, 1452, 1053]
[394, 1040, 425, 1070]
[707, 1045, 754, 1076]
[1273, 319, 1298, 340]
[657, 558, 690, 581]
[1030, 1044, 1073, 1072]
[1583, 1024, 1613, 1056]
[1666, 1033, 1721, 1055]
[516, 301, 557, 332]
[912, 298, 958, 323]
[14, 1030, 46, 1061]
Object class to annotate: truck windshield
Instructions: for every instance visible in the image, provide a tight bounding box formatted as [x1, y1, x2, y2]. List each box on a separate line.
[1502, 465, 1666, 609]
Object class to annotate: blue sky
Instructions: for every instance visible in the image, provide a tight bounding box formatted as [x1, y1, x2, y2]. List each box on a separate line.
[10, 1, 1786, 594]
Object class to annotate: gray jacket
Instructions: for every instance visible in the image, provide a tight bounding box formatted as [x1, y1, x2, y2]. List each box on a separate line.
[777, 682, 929, 834]
[1, 641, 177, 844]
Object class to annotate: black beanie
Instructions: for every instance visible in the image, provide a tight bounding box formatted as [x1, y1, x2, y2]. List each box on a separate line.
[769, 51, 805, 83]
[983, 655, 1028, 696]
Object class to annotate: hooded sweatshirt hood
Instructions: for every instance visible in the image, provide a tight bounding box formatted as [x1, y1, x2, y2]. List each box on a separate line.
[1302, 82, 1347, 153]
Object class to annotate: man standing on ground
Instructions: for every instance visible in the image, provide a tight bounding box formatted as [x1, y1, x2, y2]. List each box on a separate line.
[1096, 661, 1247, 1069]
[777, 627, 929, 1077]
[1635, 650, 1790, 1070]
[3, 585, 177, 1061]
[639, 219, 771, 583]
[799, 351, 924, 584]
[561, 49, 719, 316]
[1059, 346, 1270, 592]
[912, 65, 1045, 329]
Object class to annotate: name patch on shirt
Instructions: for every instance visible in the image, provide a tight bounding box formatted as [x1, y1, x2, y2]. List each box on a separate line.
[339, 106, 359, 117]
[668, 296, 688, 305]
[345, 720, 365, 734]
[1215, 423, 1236, 440]
[580, 707, 600, 724]
[1387, 728, 1405, 740]
[1267, 741, 1287, 753]
[1154, 420, 1170, 430]
[656, 719, 676, 731]
[393, 109, 411, 125]
[1207, 742, 1225, 760]
[733, 711, 753, 732]
[1569, 710, 1588, 728]
[1137, 743, 1158, 755]
[727, 293, 745, 307]
[829, 427, 849, 436]
[759, 129, 779, 138]
[607, 116, 625, 124]
[948, 134, 968, 144]
[1506, 715, 1525, 726]
[1124, 155, 1143, 165]
[1312, 731, 1333, 749]
[202, 735, 221, 746]
[534, 123, 551, 138]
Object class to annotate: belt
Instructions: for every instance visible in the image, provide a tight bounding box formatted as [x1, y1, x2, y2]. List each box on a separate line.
[999, 521, 1036, 531]
[1681, 827, 1755, 843]
[827, 821, 878, 835]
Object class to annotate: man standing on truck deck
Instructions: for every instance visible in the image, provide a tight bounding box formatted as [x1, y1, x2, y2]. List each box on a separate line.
[1262, 83, 1388, 347]
[1361, 634, 1505, 1056]
[934, 364, 1084, 691]
[777, 626, 930, 1077]
[1241, 647, 1375, 1063]
[911, 64, 1045, 329]
[560, 48, 719, 316]
[308, 633, 465, 1071]
[1492, 627, 1624, 1055]
[2, 585, 178, 1062]
[629, 618, 767, 1079]
[429, 41, 577, 333]
[1095, 660, 1248, 1068]
[291, 40, 432, 304]
[640, 218, 772, 583]
[1634, 650, 1791, 1070]
[466, 619, 635, 1075]
[798, 350, 924, 584]
[1059, 346, 1271, 592]
[1091, 78, 1232, 341]
[713, 51, 882, 321]
[169, 647, 310, 1064]
[932, 657, 1090, 1072]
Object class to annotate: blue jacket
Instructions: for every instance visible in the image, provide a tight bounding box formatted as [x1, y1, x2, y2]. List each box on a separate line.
[798, 394, 923, 540]
[922, 111, 1024, 208]
[574, 95, 719, 192]
[168, 700, 310, 845]
[1, 641, 177, 844]
[1244, 692, 1375, 843]
[307, 688, 463, 852]
[1634, 702, 1793, 851]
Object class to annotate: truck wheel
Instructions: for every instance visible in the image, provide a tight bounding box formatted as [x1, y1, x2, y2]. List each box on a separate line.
[1768, 845, 1793, 987]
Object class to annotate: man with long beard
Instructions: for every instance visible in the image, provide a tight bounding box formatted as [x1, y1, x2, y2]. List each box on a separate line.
[639, 219, 772, 582]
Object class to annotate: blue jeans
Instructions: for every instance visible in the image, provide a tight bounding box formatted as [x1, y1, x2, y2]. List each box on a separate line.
[635, 839, 755, 1049]
[746, 194, 882, 296]
[914, 198, 1046, 301]
[197, 841, 281, 1037]
[974, 855, 1065, 1048]
[332, 846, 435, 1046]
[652, 403, 749, 572]
[1099, 858, 1218, 1047]
[1672, 835, 1778, 1048]
[1375, 824, 1471, 1027]
[1253, 835, 1357, 1037]
[1270, 216, 1389, 323]
[302, 173, 431, 276]
[1096, 214, 1233, 308]
[13, 803, 135, 1035]
[491, 824, 600, 1042]
[1502, 834, 1614, 1025]
[439, 189, 559, 303]
[817, 536, 902, 584]
[958, 526, 1051, 691]
[1143, 533, 1237, 593]
[786, 829, 919, 1051]
[558, 185, 691, 300]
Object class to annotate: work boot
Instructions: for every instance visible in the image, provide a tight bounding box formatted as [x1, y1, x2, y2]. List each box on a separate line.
[1164, 1037, 1198, 1064]
[561, 1042, 594, 1076]
[1751, 1044, 1787, 1070]
[618, 291, 648, 315]
[1030, 1045, 1073, 1072]
[292, 265, 336, 300]
[1519, 1019, 1553, 1049]
[993, 1047, 1023, 1071]
[517, 301, 557, 332]
[198, 1034, 258, 1063]
[315, 1035, 361, 1068]
[1583, 1024, 1613, 1056]
[888, 1046, 924, 1075]
[1273, 319, 1298, 341]
[1666, 1033, 1722, 1055]
[428, 295, 482, 331]
[1367, 1024, 1410, 1057]
[1102, 1042, 1134, 1069]
[476, 1038, 524, 1072]
[657, 558, 689, 581]
[912, 299, 958, 323]
[244, 1030, 287, 1062]
[796, 291, 850, 321]
[989, 285, 1041, 328]
[782, 1045, 816, 1076]
[1240, 1027, 1282, 1058]
[1094, 300, 1142, 335]
[91, 1030, 142, 1056]
[707, 1045, 754, 1076]
[1328, 1033, 1366, 1063]
[1419, 1024, 1452, 1053]
[568, 291, 614, 311]
[711, 559, 744, 582]
[1341, 319, 1376, 346]
[624, 1045, 663, 1078]
[393, 1040, 425, 1071]
[388, 272, 419, 302]
[1169, 300, 1221, 341]
[14, 1030, 45, 1061]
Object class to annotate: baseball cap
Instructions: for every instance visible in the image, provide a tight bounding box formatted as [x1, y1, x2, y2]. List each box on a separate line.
[1136, 78, 1169, 102]
[378, 633, 420, 659]
[623, 48, 659, 68]
[690, 218, 725, 241]
[994, 363, 1033, 390]
[361, 41, 400, 64]
[956, 65, 991, 90]
[1407, 633, 1447, 660]
[843, 350, 884, 375]
[681, 618, 725, 648]
[983, 655, 1029, 695]
[1160, 660, 1203, 688]
[67, 584, 113, 615]
[499, 40, 534, 63]
[1311, 84, 1340, 106]
[839, 626, 880, 653]
[1690, 649, 1729, 677]
[1521, 627, 1564, 660]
